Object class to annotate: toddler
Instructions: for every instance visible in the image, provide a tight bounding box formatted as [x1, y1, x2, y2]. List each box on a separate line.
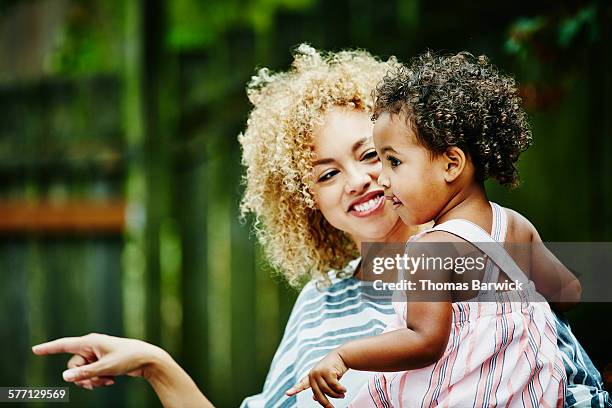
[287, 52, 575, 408]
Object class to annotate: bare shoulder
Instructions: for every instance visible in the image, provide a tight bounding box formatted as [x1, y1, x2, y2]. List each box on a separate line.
[502, 206, 541, 243]
[414, 230, 465, 243]
[410, 230, 476, 258]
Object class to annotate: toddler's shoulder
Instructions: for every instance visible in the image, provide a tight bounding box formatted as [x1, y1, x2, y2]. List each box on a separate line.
[408, 229, 472, 260]
[502, 206, 542, 242]
[412, 229, 465, 243]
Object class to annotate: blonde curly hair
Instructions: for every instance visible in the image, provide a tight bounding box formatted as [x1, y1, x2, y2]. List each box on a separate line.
[239, 44, 398, 288]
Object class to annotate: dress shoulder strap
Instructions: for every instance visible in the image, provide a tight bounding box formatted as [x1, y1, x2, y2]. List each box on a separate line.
[427, 217, 529, 285]
[490, 202, 508, 242]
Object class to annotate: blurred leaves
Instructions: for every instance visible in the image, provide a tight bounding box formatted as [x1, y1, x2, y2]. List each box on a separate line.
[168, 0, 317, 50]
[558, 4, 597, 47]
[505, 2, 602, 63]
[503, 1, 608, 110]
[504, 16, 547, 57]
[46, 0, 123, 76]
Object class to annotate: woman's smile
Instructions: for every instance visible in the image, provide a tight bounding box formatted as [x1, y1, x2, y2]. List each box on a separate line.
[347, 190, 385, 218]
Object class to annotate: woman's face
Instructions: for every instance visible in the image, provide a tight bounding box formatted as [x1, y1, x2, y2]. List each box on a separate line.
[310, 106, 408, 247]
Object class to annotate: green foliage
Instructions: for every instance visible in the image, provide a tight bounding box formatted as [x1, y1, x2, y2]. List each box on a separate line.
[505, 3, 601, 60]
[558, 4, 598, 47]
[168, 0, 317, 50]
[504, 16, 546, 57]
[47, 0, 124, 77]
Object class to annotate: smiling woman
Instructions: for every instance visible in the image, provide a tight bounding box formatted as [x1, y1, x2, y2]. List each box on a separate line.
[310, 107, 400, 249]
[239, 44, 411, 289]
[237, 45, 421, 406]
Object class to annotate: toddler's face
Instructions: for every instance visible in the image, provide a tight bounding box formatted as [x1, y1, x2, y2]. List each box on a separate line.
[373, 112, 448, 226]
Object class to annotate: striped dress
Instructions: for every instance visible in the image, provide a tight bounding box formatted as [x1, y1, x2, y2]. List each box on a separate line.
[350, 202, 567, 407]
[240, 208, 610, 407]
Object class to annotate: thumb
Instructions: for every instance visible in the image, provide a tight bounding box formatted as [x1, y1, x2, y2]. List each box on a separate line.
[63, 359, 109, 382]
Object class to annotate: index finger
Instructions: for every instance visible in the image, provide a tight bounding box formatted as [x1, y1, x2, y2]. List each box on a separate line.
[285, 376, 310, 396]
[32, 337, 87, 356]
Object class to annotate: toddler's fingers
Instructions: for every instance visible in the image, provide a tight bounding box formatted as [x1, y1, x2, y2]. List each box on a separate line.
[311, 379, 334, 408]
[285, 376, 310, 396]
[323, 372, 346, 395]
[316, 376, 345, 399]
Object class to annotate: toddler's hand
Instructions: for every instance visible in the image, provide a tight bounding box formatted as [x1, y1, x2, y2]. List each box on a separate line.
[285, 350, 348, 408]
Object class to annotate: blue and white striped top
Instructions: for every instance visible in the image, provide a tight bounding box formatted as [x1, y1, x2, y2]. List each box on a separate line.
[240, 258, 610, 408]
[240, 258, 395, 407]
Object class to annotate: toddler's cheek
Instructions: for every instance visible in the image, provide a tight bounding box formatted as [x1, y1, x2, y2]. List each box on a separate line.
[397, 210, 414, 226]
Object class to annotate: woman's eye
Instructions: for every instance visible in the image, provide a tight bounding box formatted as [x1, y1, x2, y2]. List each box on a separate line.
[361, 150, 379, 161]
[386, 156, 401, 168]
[318, 170, 338, 182]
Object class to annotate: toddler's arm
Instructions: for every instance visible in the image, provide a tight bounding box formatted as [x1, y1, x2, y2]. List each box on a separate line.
[287, 233, 453, 407]
[340, 232, 454, 371]
[338, 301, 452, 371]
[286, 301, 452, 407]
[518, 212, 581, 311]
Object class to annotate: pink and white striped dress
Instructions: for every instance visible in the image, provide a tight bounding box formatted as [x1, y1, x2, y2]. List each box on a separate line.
[350, 202, 566, 408]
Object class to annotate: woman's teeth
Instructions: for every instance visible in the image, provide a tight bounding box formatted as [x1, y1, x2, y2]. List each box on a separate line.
[354, 196, 383, 212]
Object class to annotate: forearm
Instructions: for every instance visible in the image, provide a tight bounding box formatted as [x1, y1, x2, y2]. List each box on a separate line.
[145, 347, 214, 408]
[549, 277, 582, 312]
[337, 328, 447, 372]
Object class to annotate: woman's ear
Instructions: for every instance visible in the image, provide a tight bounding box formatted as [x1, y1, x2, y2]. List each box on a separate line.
[442, 146, 466, 183]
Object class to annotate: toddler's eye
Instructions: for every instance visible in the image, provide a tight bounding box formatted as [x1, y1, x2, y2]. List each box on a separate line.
[361, 150, 379, 162]
[318, 170, 338, 182]
[386, 156, 401, 168]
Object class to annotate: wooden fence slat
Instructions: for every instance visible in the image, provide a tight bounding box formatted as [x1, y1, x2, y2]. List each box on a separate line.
[0, 201, 125, 234]
[178, 161, 210, 393]
[230, 147, 257, 406]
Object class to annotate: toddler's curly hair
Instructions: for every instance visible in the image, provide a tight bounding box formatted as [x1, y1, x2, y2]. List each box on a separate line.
[239, 44, 398, 288]
[373, 51, 532, 187]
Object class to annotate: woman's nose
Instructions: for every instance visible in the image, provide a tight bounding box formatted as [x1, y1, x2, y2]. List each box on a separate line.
[345, 168, 371, 195]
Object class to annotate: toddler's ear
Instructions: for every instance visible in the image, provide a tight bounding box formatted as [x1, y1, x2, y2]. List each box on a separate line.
[442, 146, 466, 183]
